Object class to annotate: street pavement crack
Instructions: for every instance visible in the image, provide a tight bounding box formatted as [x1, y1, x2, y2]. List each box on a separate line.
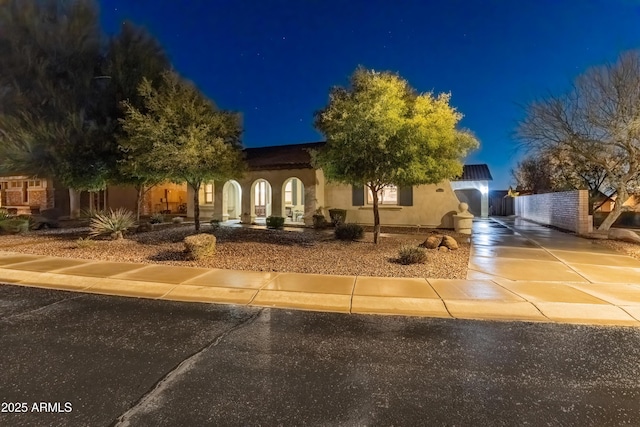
[111, 308, 265, 427]
[0, 291, 86, 321]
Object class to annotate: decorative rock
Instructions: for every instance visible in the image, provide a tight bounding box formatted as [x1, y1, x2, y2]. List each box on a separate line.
[440, 235, 459, 250]
[608, 228, 640, 244]
[421, 234, 443, 249]
[438, 246, 449, 252]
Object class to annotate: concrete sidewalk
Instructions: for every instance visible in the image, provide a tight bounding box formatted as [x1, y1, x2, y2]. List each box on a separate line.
[2, 215, 640, 327]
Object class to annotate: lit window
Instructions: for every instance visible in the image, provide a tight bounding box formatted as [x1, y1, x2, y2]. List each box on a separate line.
[255, 181, 266, 206]
[204, 184, 213, 204]
[285, 181, 293, 205]
[367, 185, 398, 205]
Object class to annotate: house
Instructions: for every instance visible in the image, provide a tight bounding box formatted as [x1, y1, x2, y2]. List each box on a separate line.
[186, 141, 492, 228]
[0, 173, 187, 218]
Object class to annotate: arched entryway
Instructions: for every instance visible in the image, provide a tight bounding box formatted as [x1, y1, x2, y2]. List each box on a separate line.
[251, 179, 272, 221]
[222, 180, 242, 221]
[282, 177, 305, 223]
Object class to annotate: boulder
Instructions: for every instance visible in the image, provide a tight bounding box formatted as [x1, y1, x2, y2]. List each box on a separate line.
[440, 235, 459, 250]
[421, 234, 443, 249]
[438, 246, 449, 252]
[608, 228, 640, 244]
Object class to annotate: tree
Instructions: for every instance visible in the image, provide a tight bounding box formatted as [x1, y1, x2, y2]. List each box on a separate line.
[104, 21, 171, 221]
[119, 71, 245, 231]
[518, 51, 640, 230]
[314, 67, 479, 244]
[0, 0, 108, 217]
[513, 149, 611, 214]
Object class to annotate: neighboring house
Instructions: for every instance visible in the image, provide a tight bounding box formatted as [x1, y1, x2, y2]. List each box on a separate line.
[187, 141, 492, 228]
[0, 175, 62, 214]
[0, 173, 187, 218]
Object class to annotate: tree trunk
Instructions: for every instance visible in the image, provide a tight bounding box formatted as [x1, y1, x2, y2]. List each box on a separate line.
[135, 184, 144, 222]
[598, 187, 628, 231]
[371, 186, 381, 244]
[69, 188, 81, 219]
[192, 182, 201, 232]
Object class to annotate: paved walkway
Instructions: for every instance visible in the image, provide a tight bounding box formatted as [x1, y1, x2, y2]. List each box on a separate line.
[1, 218, 640, 326]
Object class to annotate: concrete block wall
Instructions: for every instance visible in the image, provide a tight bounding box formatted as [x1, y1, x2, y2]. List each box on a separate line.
[514, 190, 591, 234]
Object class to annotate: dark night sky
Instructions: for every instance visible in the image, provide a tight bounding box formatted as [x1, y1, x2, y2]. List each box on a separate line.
[99, 0, 640, 189]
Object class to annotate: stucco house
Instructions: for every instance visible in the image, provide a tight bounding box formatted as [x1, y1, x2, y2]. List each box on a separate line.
[186, 141, 492, 228]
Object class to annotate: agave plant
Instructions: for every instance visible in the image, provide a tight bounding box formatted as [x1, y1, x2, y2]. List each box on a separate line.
[89, 208, 135, 240]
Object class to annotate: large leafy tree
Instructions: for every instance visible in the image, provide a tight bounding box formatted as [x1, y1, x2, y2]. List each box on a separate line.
[119, 71, 245, 231]
[314, 67, 479, 243]
[104, 21, 171, 220]
[0, 0, 110, 213]
[518, 51, 640, 231]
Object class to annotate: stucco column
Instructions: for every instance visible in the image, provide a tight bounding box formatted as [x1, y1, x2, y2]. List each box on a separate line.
[213, 181, 224, 221]
[270, 180, 283, 218]
[481, 191, 489, 217]
[304, 184, 317, 226]
[186, 186, 195, 218]
[69, 188, 81, 219]
[241, 182, 253, 224]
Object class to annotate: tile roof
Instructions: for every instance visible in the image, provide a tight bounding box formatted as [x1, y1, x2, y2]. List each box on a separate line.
[244, 141, 325, 170]
[455, 164, 493, 181]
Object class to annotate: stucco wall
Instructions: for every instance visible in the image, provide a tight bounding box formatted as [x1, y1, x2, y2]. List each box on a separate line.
[324, 181, 461, 228]
[514, 190, 591, 234]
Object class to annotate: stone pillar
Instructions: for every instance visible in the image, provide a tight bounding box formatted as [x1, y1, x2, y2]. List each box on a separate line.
[481, 191, 489, 218]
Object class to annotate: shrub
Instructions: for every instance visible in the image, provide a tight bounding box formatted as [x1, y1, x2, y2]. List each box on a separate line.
[0, 209, 10, 220]
[266, 216, 285, 229]
[398, 245, 427, 265]
[89, 208, 136, 240]
[184, 233, 217, 260]
[17, 214, 36, 230]
[328, 208, 347, 226]
[335, 223, 364, 240]
[313, 214, 328, 229]
[75, 237, 96, 249]
[172, 217, 184, 224]
[0, 218, 30, 234]
[210, 219, 221, 228]
[150, 213, 164, 224]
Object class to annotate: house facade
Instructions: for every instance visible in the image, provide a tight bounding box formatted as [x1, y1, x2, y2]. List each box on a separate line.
[186, 142, 492, 228]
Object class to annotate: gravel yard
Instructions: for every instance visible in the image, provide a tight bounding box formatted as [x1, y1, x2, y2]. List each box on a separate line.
[0, 225, 470, 279]
[597, 239, 640, 260]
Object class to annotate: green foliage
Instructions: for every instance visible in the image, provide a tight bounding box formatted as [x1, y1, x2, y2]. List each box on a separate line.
[397, 245, 427, 265]
[266, 216, 285, 229]
[75, 237, 96, 249]
[89, 208, 135, 240]
[328, 209, 347, 226]
[335, 223, 364, 241]
[184, 233, 217, 260]
[210, 219, 221, 228]
[0, 0, 112, 190]
[0, 218, 30, 234]
[119, 70, 245, 231]
[16, 214, 36, 230]
[150, 213, 165, 224]
[0, 210, 11, 221]
[312, 214, 328, 229]
[313, 67, 479, 243]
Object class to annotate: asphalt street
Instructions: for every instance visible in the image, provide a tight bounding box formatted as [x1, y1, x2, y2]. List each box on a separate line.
[1, 284, 639, 427]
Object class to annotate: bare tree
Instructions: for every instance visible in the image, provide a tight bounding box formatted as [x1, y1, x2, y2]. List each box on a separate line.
[518, 51, 640, 230]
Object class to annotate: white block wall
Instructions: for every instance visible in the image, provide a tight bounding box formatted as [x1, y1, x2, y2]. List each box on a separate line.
[514, 190, 591, 234]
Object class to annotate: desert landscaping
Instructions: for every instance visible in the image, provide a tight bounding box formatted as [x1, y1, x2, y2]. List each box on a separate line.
[1, 223, 471, 279]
